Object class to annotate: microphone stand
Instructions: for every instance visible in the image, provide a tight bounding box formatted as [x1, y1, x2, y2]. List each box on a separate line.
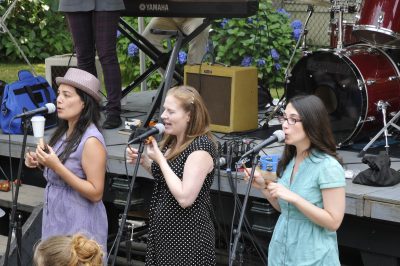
[266, 5, 314, 123]
[229, 154, 259, 266]
[109, 141, 145, 266]
[4, 117, 31, 266]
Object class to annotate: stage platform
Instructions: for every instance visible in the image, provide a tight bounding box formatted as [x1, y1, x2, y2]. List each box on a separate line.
[1, 90, 400, 265]
[1, 90, 400, 222]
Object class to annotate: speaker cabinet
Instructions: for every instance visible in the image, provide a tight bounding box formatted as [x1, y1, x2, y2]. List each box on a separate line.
[184, 64, 258, 133]
[45, 54, 103, 90]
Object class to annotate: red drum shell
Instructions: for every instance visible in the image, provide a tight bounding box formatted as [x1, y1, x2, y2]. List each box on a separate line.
[353, 0, 400, 48]
[286, 44, 400, 146]
[329, 21, 361, 48]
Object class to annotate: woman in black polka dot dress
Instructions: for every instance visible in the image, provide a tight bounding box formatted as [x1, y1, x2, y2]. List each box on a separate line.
[127, 86, 217, 265]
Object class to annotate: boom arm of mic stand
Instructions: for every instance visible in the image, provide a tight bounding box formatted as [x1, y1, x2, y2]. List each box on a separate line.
[109, 142, 145, 266]
[280, 6, 313, 117]
[284, 5, 313, 79]
[229, 155, 259, 266]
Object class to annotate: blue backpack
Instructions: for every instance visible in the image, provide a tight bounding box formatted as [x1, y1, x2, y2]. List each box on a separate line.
[0, 70, 57, 134]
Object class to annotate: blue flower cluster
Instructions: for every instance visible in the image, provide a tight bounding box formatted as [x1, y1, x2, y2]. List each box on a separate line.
[127, 43, 139, 57]
[291, 20, 303, 41]
[270, 48, 281, 71]
[178, 51, 187, 64]
[241, 56, 252, 67]
[270, 49, 279, 61]
[116, 30, 121, 38]
[220, 18, 229, 28]
[277, 8, 290, 17]
[256, 58, 266, 67]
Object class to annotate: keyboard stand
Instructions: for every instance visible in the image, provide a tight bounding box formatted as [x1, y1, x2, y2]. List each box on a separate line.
[118, 18, 212, 100]
[142, 28, 184, 126]
[118, 18, 212, 126]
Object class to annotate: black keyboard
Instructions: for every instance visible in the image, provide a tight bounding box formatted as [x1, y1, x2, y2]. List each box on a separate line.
[122, 0, 259, 18]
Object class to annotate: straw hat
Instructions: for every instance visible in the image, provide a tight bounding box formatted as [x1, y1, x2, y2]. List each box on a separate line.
[55, 68, 101, 103]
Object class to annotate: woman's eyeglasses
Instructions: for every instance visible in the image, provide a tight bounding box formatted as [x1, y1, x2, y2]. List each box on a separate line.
[277, 116, 302, 125]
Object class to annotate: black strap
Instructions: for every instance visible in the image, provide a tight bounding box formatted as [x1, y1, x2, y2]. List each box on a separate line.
[23, 86, 40, 108]
[13, 82, 53, 104]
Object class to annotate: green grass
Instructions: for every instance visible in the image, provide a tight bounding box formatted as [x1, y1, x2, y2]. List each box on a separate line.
[0, 62, 45, 83]
[0, 62, 136, 88]
[0, 62, 285, 100]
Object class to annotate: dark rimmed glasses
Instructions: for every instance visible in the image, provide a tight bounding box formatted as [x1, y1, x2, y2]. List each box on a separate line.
[277, 116, 302, 125]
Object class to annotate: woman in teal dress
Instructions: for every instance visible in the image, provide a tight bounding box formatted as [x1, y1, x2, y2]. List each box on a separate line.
[246, 95, 346, 266]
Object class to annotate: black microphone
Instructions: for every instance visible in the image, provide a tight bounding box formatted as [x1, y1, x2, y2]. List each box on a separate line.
[127, 123, 165, 145]
[240, 130, 285, 159]
[15, 103, 56, 119]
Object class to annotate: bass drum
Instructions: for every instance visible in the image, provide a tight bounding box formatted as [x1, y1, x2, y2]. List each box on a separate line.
[286, 44, 400, 147]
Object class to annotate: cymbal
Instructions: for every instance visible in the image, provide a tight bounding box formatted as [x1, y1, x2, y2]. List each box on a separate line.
[0, 208, 5, 218]
[298, 0, 331, 7]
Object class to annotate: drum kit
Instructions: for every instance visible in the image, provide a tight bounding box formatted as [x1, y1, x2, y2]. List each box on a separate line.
[283, 0, 400, 151]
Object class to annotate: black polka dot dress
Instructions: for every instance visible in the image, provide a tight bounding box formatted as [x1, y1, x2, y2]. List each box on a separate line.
[145, 135, 217, 266]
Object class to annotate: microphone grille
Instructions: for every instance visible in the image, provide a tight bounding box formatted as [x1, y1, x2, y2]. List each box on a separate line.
[45, 103, 56, 114]
[154, 123, 165, 134]
[273, 130, 285, 142]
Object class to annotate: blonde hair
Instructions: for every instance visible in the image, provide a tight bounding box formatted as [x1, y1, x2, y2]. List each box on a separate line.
[33, 234, 103, 266]
[160, 85, 215, 159]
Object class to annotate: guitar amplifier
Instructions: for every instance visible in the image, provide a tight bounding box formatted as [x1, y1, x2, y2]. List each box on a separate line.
[184, 64, 258, 133]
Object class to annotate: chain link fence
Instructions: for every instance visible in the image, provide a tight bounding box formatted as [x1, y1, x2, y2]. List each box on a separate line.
[274, 0, 362, 48]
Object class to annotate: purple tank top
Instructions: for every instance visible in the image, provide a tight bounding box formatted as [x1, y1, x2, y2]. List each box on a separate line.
[42, 123, 108, 254]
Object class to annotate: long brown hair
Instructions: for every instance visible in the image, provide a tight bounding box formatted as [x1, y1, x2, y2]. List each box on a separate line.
[49, 88, 101, 163]
[276, 95, 342, 177]
[160, 86, 215, 160]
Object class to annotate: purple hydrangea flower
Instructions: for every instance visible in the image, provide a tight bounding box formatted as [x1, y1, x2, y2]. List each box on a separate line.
[275, 63, 281, 71]
[127, 43, 138, 57]
[241, 56, 253, 67]
[293, 28, 302, 41]
[247, 18, 254, 24]
[291, 20, 303, 30]
[220, 18, 229, 28]
[116, 30, 121, 38]
[257, 58, 266, 67]
[277, 8, 290, 17]
[178, 51, 187, 64]
[270, 49, 279, 61]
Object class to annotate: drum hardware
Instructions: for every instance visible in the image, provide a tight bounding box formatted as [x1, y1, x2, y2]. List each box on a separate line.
[366, 80, 376, 86]
[359, 101, 400, 157]
[378, 14, 384, 27]
[389, 76, 400, 81]
[357, 79, 363, 89]
[359, 117, 376, 123]
[376, 100, 390, 111]
[335, 6, 344, 50]
[298, 0, 331, 7]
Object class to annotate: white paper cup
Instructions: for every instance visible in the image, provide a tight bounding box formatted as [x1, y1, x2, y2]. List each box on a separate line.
[31, 116, 46, 138]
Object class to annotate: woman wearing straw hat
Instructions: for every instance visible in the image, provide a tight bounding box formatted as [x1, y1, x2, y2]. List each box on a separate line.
[25, 68, 108, 255]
